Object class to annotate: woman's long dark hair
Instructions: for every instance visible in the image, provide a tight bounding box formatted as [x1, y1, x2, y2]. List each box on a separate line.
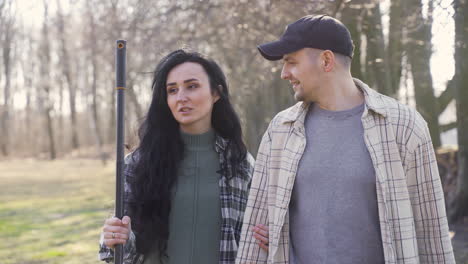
[128, 49, 246, 259]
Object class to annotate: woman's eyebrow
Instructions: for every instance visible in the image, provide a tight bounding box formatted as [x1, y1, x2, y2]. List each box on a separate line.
[166, 78, 199, 87]
[183, 78, 198, 83]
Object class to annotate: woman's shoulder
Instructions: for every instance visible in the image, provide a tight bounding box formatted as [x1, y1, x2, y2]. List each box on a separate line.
[124, 150, 140, 165]
[214, 135, 253, 174]
[241, 151, 254, 169]
[243, 152, 255, 177]
[214, 135, 252, 161]
[123, 151, 140, 182]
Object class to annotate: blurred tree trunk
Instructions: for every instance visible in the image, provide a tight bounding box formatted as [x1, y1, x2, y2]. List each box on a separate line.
[341, 1, 365, 81]
[57, 76, 65, 151]
[86, 0, 107, 165]
[106, 0, 121, 145]
[438, 79, 454, 116]
[1, 34, 11, 156]
[0, 1, 13, 156]
[107, 78, 116, 144]
[127, 81, 143, 121]
[19, 32, 36, 154]
[21, 54, 34, 152]
[388, 0, 404, 97]
[40, 2, 56, 160]
[405, 0, 441, 148]
[56, 0, 79, 150]
[362, 1, 392, 96]
[450, 0, 468, 222]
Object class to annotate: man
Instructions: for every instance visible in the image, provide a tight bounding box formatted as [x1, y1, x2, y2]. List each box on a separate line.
[236, 15, 455, 264]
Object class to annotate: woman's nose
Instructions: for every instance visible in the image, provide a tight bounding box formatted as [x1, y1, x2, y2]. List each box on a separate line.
[176, 88, 188, 102]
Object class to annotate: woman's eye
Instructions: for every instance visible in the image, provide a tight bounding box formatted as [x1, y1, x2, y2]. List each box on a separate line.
[188, 83, 198, 89]
[167, 88, 177, 94]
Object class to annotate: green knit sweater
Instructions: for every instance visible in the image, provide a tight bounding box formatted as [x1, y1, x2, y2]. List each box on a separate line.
[144, 129, 222, 264]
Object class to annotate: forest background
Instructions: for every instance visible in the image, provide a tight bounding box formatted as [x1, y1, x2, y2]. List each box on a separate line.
[1, 0, 468, 263]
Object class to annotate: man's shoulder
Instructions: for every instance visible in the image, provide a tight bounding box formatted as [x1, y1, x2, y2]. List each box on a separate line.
[379, 93, 426, 128]
[358, 78, 426, 129]
[372, 91, 429, 148]
[269, 102, 304, 128]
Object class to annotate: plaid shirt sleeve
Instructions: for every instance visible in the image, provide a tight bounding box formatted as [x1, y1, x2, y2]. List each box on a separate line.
[98, 230, 139, 263]
[233, 152, 255, 244]
[236, 129, 271, 264]
[404, 116, 455, 263]
[98, 153, 144, 264]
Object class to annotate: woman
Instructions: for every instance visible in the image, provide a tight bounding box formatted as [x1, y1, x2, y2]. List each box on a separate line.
[98, 50, 255, 264]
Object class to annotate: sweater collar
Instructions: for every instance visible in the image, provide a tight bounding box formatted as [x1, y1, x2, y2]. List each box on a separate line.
[181, 129, 216, 150]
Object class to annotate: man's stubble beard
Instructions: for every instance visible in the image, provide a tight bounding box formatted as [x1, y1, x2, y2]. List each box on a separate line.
[294, 93, 305, 101]
[293, 87, 305, 102]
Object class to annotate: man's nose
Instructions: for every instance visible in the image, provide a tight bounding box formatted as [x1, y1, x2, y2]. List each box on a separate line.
[280, 65, 290, 80]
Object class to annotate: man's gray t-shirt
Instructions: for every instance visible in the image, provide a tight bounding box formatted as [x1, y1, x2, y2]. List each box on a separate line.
[289, 103, 384, 264]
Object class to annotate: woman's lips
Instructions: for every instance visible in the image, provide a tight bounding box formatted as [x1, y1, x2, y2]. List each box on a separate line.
[179, 107, 193, 113]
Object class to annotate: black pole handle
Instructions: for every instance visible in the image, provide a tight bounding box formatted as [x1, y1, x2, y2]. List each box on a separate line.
[115, 39, 126, 264]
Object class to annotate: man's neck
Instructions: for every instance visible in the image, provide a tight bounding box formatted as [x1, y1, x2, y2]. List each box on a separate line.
[314, 76, 364, 111]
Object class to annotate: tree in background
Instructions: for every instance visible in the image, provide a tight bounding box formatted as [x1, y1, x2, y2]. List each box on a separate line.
[387, 0, 404, 97]
[38, 1, 56, 160]
[0, 0, 15, 156]
[341, 1, 365, 82]
[85, 0, 107, 164]
[362, 0, 393, 96]
[56, 0, 79, 150]
[405, 0, 442, 148]
[0, 1, 462, 212]
[451, 0, 468, 222]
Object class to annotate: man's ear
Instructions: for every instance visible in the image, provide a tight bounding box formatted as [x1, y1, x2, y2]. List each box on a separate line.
[321, 50, 335, 72]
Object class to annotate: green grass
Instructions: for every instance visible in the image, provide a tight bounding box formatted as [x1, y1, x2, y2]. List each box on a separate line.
[0, 159, 115, 264]
[1, 158, 467, 263]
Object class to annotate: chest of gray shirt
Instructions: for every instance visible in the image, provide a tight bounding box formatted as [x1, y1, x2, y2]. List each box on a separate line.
[289, 103, 384, 264]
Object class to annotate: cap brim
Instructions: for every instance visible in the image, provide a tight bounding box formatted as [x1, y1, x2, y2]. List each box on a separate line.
[257, 39, 303, 61]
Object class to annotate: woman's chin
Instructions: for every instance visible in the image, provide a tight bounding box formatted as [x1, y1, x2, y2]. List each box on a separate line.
[178, 119, 194, 128]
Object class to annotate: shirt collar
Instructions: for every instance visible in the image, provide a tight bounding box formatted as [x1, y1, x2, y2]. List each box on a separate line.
[214, 134, 228, 153]
[354, 78, 388, 118]
[281, 78, 388, 125]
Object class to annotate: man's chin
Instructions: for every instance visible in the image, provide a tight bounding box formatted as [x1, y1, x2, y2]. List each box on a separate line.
[294, 92, 305, 102]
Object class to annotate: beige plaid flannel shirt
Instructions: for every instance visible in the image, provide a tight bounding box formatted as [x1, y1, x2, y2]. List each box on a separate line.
[236, 79, 455, 264]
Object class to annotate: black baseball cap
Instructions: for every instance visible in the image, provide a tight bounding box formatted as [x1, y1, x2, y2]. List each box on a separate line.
[258, 15, 354, 61]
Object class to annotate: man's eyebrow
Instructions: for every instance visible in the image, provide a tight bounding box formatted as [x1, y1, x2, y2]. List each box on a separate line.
[166, 78, 199, 87]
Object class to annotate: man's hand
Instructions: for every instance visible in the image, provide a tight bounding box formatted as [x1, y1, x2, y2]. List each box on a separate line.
[252, 224, 269, 252]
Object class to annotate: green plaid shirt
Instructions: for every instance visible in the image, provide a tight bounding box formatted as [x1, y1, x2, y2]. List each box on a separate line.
[99, 135, 254, 264]
[236, 79, 455, 264]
